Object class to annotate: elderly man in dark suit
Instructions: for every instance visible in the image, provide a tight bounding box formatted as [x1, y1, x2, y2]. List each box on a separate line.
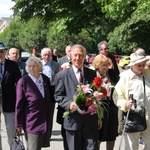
[0, 42, 21, 149]
[58, 45, 72, 66]
[55, 44, 98, 150]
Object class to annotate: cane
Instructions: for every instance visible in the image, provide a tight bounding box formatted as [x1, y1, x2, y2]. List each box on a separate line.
[118, 94, 134, 150]
[118, 108, 130, 150]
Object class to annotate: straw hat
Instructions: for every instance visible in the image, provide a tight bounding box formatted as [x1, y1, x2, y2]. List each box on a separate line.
[128, 52, 149, 67]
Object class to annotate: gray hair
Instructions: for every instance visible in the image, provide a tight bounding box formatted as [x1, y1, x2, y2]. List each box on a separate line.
[9, 48, 20, 58]
[97, 41, 108, 51]
[41, 47, 52, 55]
[135, 48, 145, 56]
[70, 44, 86, 55]
[26, 57, 43, 73]
[9, 47, 19, 54]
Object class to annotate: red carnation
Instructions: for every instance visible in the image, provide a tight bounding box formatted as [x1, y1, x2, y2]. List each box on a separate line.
[85, 98, 94, 107]
[93, 77, 102, 89]
[101, 86, 107, 97]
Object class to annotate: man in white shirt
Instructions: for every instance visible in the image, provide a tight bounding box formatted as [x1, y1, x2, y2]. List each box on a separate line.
[41, 47, 61, 139]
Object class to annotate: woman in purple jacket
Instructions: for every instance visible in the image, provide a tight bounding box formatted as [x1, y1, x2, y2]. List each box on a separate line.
[15, 57, 52, 150]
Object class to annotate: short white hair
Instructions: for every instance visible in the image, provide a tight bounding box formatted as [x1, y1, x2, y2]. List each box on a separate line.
[41, 48, 52, 55]
[26, 57, 43, 73]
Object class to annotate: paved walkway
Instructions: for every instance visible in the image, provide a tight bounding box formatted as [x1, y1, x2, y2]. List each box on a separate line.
[1, 109, 144, 150]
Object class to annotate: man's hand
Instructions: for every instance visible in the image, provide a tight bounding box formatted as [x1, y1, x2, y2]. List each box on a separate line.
[70, 102, 77, 111]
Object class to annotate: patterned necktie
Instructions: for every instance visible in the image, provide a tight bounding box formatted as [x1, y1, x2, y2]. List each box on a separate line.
[78, 69, 83, 84]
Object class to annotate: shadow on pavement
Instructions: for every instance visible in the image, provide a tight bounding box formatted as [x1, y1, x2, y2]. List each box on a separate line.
[52, 130, 61, 136]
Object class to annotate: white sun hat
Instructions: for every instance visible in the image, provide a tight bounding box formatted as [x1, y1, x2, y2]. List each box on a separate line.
[128, 52, 149, 67]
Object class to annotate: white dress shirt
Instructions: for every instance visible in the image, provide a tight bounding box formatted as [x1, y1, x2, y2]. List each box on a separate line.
[72, 65, 83, 83]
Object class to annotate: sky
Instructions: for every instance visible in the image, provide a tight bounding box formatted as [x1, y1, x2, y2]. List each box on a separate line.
[0, 0, 15, 18]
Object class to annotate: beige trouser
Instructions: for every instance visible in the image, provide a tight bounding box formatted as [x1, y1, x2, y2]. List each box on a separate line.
[126, 126, 150, 150]
[0, 112, 16, 150]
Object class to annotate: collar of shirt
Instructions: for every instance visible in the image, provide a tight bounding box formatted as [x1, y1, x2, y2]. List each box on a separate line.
[129, 68, 144, 80]
[42, 60, 52, 66]
[72, 65, 83, 74]
[67, 56, 71, 60]
[28, 73, 43, 84]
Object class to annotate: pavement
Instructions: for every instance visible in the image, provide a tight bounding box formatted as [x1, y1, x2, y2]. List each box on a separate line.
[1, 105, 144, 150]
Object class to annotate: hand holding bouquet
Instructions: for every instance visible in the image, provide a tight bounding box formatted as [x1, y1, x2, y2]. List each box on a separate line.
[64, 77, 108, 120]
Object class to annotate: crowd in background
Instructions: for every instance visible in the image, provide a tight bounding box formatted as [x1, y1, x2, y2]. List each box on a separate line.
[0, 41, 150, 150]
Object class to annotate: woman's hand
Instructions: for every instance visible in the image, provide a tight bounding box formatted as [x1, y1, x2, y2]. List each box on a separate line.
[126, 100, 133, 108]
[16, 127, 23, 132]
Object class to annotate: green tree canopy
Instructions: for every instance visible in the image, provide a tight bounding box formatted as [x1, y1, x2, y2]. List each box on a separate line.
[18, 17, 48, 52]
[0, 17, 22, 50]
[6, 0, 150, 55]
[100, 0, 150, 54]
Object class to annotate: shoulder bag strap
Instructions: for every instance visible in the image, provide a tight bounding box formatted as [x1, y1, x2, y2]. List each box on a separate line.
[143, 76, 145, 106]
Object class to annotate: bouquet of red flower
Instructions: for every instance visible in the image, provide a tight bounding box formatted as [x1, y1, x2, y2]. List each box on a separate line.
[63, 77, 107, 120]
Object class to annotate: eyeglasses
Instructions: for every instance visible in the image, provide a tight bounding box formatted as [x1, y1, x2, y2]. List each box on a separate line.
[100, 48, 109, 51]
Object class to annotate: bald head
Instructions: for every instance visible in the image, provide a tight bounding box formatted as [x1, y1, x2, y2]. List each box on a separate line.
[9, 48, 19, 62]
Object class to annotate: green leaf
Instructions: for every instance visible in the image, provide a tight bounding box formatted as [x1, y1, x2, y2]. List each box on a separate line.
[63, 111, 70, 118]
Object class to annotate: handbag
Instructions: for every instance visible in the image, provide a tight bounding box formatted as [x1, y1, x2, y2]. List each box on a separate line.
[12, 131, 25, 150]
[122, 76, 147, 133]
[122, 106, 147, 133]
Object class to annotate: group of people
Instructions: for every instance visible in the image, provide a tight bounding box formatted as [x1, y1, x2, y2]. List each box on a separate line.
[0, 40, 150, 150]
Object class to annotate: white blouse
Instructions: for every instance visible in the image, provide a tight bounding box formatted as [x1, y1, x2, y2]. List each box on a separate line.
[28, 74, 44, 97]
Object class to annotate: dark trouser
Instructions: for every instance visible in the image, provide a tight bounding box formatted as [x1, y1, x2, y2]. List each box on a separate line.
[61, 125, 69, 150]
[50, 102, 55, 139]
[66, 129, 83, 150]
[65, 127, 98, 150]
[50, 85, 56, 139]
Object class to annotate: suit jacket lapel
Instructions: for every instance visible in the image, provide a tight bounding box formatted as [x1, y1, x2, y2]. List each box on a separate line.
[2, 60, 8, 82]
[83, 67, 90, 84]
[68, 67, 79, 87]
[67, 67, 91, 86]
